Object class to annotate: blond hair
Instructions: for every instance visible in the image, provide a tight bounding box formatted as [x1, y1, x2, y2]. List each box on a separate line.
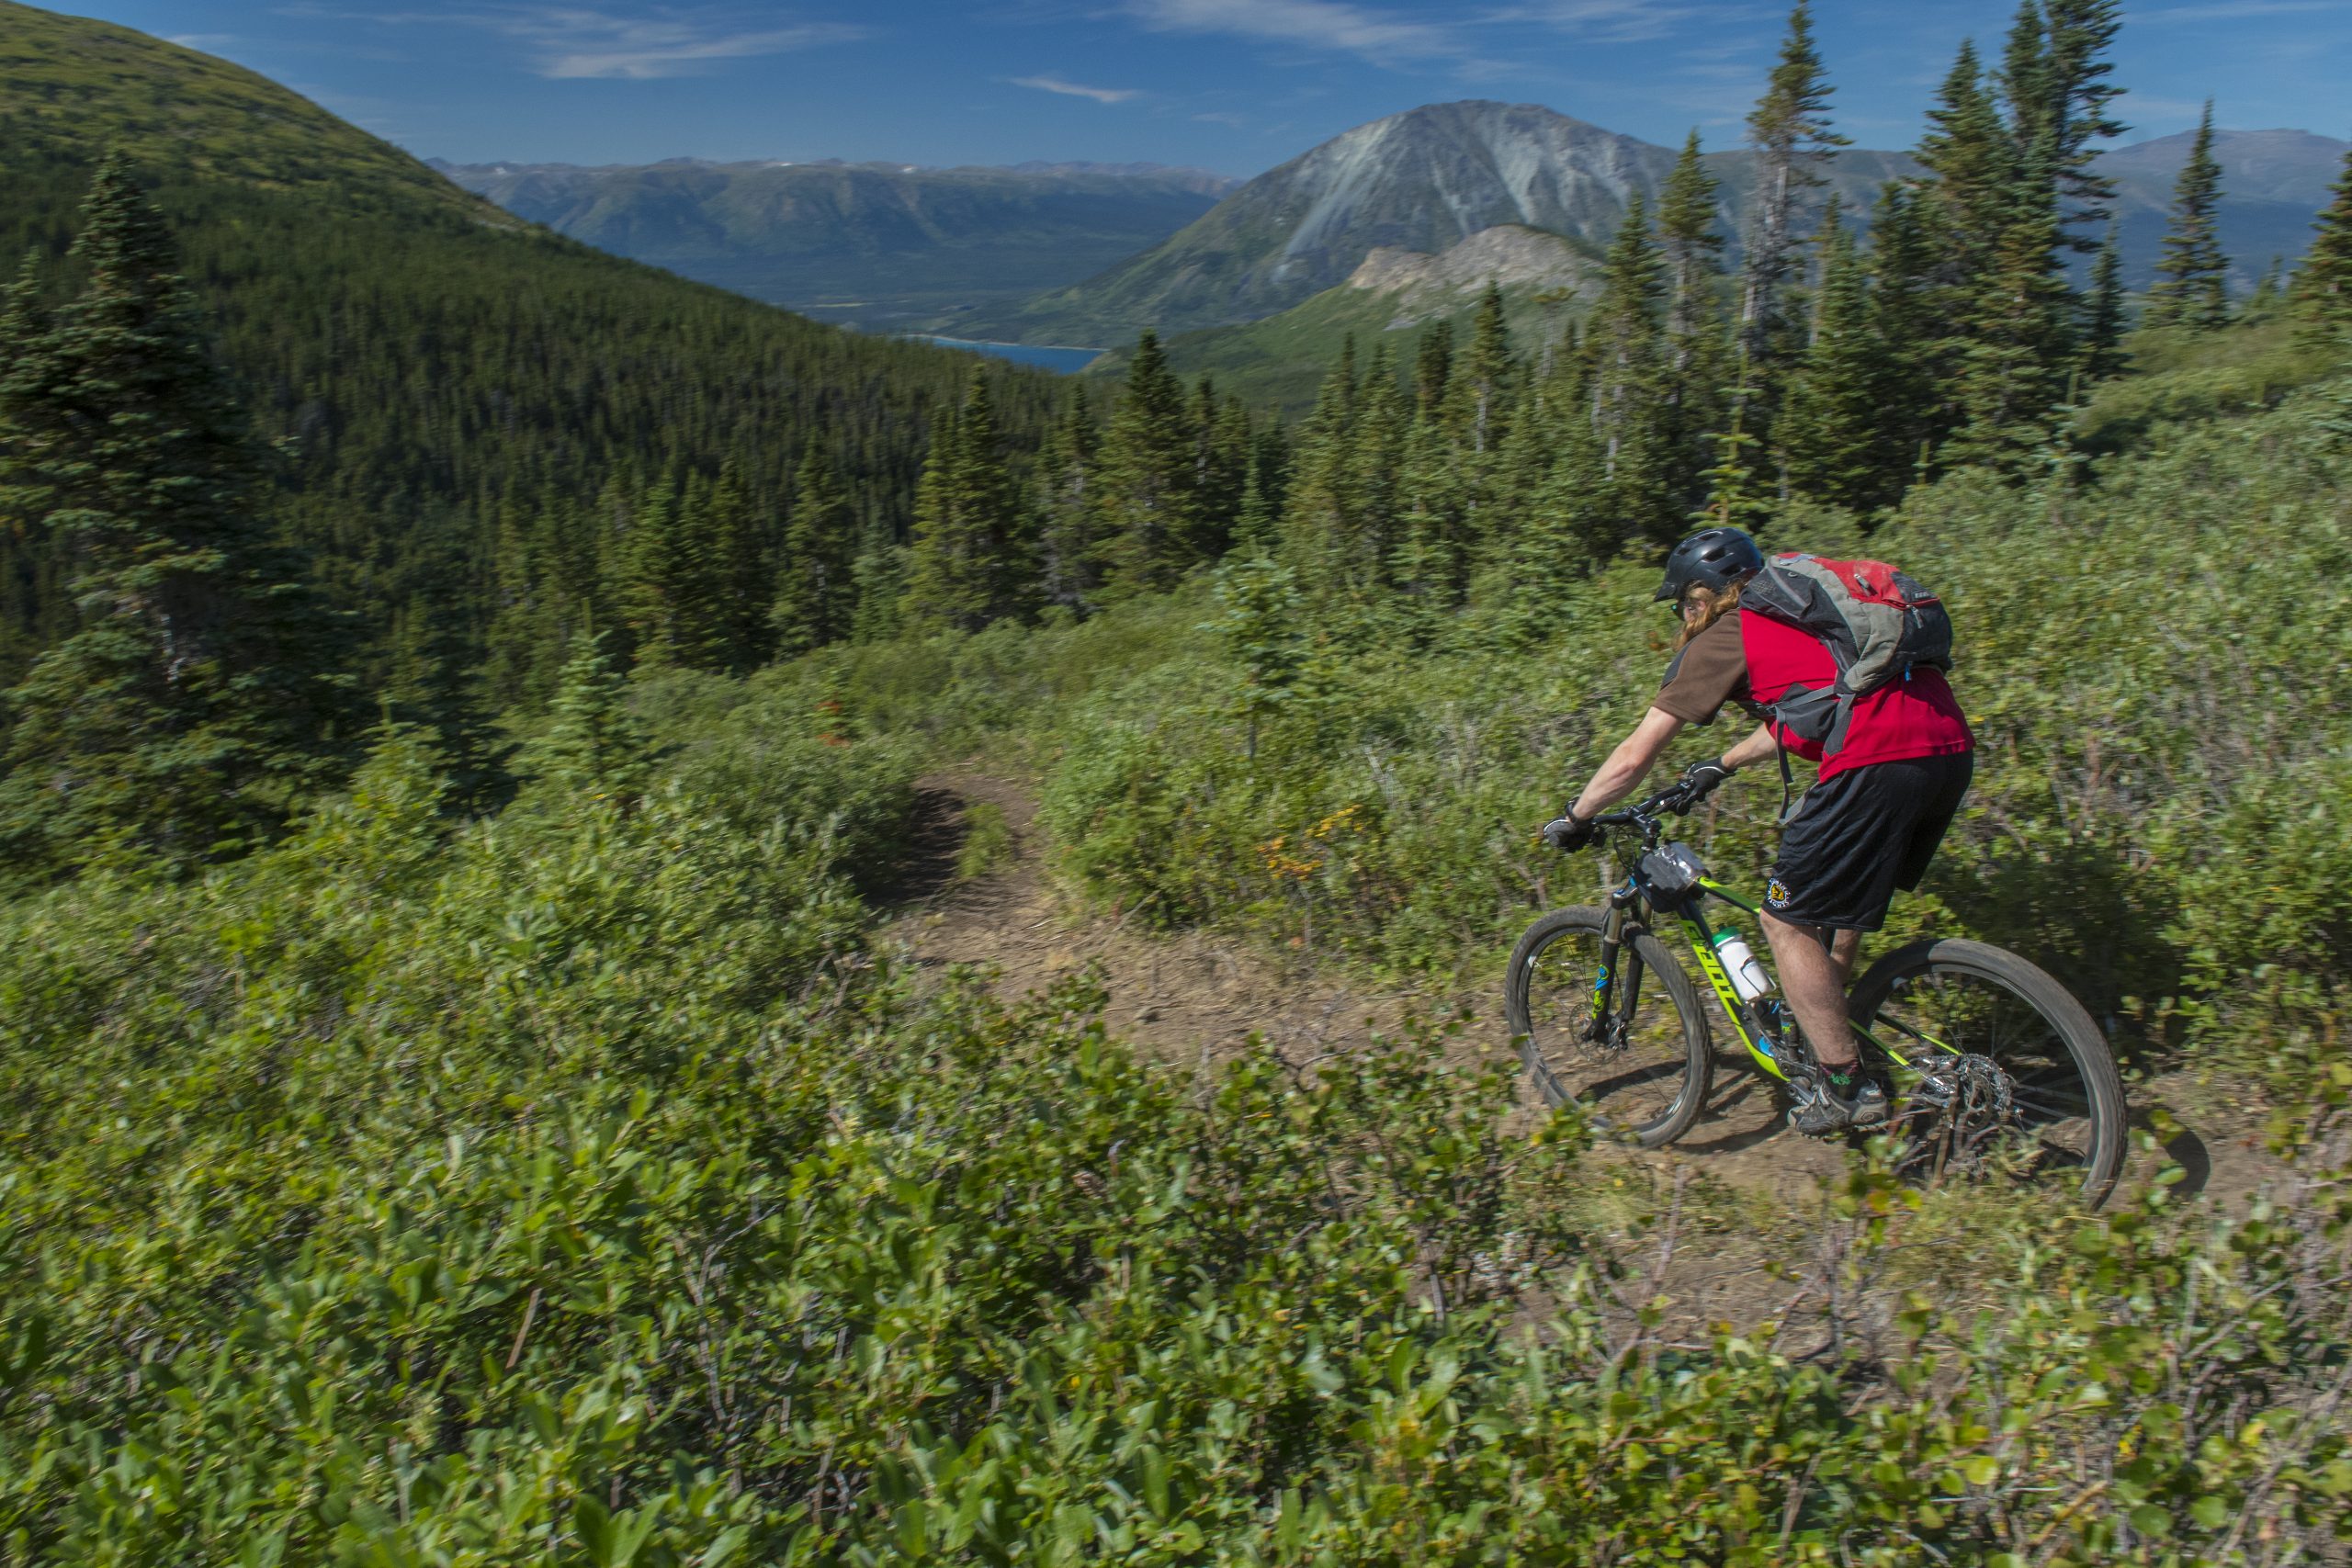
[1672, 581, 1743, 653]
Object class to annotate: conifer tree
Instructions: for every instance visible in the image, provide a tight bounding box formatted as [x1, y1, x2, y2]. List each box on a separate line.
[1588, 195, 1678, 545]
[2294, 147, 2352, 335]
[1413, 320, 1453, 418]
[0, 155, 352, 879]
[616, 476, 723, 669]
[1035, 390, 1106, 612]
[1448, 286, 1516, 456]
[1189, 379, 1249, 563]
[518, 631, 659, 813]
[707, 465, 770, 671]
[1917, 41, 2016, 296]
[2040, 0, 2130, 243]
[2081, 224, 2131, 379]
[1657, 131, 1728, 371]
[1781, 206, 1899, 512]
[1865, 181, 1949, 467]
[772, 434, 856, 657]
[1738, 0, 1849, 365]
[2145, 103, 2231, 330]
[902, 377, 1035, 634]
[1097, 330, 1199, 593]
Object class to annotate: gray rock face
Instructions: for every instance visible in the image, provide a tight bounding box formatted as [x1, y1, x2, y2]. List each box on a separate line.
[999, 101, 1674, 339]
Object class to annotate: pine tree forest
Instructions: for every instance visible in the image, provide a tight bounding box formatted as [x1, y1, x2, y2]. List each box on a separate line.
[4, 0, 2342, 889]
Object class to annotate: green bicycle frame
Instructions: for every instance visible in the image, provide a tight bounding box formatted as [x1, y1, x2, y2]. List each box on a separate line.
[1592, 873, 1920, 1083]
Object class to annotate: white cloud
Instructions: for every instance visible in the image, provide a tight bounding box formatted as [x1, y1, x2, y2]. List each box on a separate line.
[1012, 73, 1142, 102]
[1120, 0, 1464, 64]
[2137, 0, 2352, 19]
[1480, 0, 1700, 46]
[339, 6, 869, 80]
[167, 32, 242, 49]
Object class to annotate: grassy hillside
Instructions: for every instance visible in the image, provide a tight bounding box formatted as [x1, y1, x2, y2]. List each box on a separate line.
[0, 2, 1067, 687]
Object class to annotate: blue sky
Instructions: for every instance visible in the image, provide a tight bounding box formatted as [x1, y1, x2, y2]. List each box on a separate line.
[69, 1, 2352, 172]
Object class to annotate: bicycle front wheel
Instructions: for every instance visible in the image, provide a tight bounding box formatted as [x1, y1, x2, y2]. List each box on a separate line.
[1847, 938, 2126, 1207]
[1505, 907, 1713, 1147]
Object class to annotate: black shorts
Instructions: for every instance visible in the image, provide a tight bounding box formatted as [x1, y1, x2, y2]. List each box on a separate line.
[1763, 751, 1973, 931]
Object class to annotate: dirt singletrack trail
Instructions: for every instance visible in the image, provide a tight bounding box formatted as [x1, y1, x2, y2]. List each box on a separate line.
[887, 773, 1844, 1180]
[884, 773, 2281, 1232]
[887, 773, 1429, 1069]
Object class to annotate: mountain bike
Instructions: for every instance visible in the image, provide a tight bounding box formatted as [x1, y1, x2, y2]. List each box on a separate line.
[1504, 783, 2127, 1206]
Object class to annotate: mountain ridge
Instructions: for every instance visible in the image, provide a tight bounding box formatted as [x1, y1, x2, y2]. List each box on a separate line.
[973, 101, 2349, 345]
[436, 157, 1238, 331]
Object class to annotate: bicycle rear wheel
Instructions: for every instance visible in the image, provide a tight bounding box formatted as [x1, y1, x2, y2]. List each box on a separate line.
[1847, 938, 2126, 1207]
[1505, 907, 1713, 1147]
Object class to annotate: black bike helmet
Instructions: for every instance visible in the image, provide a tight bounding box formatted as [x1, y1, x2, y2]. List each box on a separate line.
[1653, 526, 1764, 604]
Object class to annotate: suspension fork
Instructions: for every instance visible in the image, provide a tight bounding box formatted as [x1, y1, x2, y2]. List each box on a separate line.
[1586, 885, 1645, 1043]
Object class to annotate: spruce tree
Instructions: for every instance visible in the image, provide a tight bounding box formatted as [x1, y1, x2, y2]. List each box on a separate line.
[1096, 330, 1199, 594]
[1780, 205, 1895, 511]
[1413, 320, 1453, 418]
[1189, 378, 1249, 564]
[1865, 180, 1951, 468]
[1588, 195, 1676, 544]
[616, 476, 723, 669]
[518, 631, 659, 813]
[0, 155, 352, 879]
[2082, 224, 2130, 379]
[707, 465, 770, 671]
[1917, 41, 2016, 296]
[1657, 130, 1728, 371]
[2294, 147, 2352, 335]
[772, 434, 856, 658]
[2145, 102, 2231, 330]
[1035, 390, 1106, 612]
[2041, 0, 2130, 243]
[1737, 0, 1849, 364]
[901, 377, 1034, 634]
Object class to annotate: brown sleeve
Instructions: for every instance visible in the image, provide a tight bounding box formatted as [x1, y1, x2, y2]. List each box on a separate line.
[1653, 613, 1748, 726]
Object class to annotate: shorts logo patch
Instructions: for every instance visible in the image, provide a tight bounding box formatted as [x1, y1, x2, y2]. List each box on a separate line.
[1765, 877, 1792, 908]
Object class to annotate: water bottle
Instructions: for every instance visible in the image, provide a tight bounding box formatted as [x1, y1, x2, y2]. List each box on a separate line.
[1711, 929, 1773, 1004]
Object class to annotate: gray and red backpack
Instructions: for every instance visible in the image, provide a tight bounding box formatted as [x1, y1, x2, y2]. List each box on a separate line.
[1742, 551, 1954, 757]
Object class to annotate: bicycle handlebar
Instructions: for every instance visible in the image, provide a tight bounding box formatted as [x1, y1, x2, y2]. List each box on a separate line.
[1592, 784, 1694, 830]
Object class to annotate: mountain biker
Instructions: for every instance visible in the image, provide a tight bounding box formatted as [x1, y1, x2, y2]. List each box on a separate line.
[1541, 526, 1974, 1134]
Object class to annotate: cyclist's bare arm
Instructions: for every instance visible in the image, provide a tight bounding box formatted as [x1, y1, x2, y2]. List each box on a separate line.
[1718, 722, 1780, 773]
[1568, 707, 1684, 818]
[1570, 716, 1779, 819]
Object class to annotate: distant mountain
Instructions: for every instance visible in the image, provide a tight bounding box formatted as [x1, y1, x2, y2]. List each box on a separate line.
[438, 158, 1238, 333]
[2099, 128, 2351, 290]
[976, 101, 2348, 346]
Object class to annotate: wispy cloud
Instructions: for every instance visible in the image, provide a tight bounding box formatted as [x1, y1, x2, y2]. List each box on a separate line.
[1481, 0, 1707, 46]
[337, 6, 869, 80]
[1120, 0, 1465, 65]
[2137, 0, 2352, 18]
[1012, 73, 1141, 102]
[1193, 109, 1250, 126]
[167, 32, 241, 50]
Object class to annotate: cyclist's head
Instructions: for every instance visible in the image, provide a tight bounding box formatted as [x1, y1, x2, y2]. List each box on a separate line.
[1655, 527, 1763, 609]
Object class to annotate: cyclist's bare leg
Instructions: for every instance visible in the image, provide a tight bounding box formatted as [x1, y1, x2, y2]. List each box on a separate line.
[1762, 912, 1863, 1072]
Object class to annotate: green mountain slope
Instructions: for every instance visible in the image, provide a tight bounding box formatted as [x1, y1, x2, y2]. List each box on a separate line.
[1094, 224, 1604, 412]
[978, 100, 2347, 346]
[438, 157, 1235, 333]
[0, 2, 1062, 683]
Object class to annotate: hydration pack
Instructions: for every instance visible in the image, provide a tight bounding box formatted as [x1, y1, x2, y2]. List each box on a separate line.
[1742, 552, 1954, 758]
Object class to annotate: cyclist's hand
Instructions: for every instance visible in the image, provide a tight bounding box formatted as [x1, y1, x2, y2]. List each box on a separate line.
[1542, 813, 1598, 852]
[1674, 758, 1734, 812]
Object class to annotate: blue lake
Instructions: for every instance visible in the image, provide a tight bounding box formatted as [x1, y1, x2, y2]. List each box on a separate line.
[920, 337, 1103, 374]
